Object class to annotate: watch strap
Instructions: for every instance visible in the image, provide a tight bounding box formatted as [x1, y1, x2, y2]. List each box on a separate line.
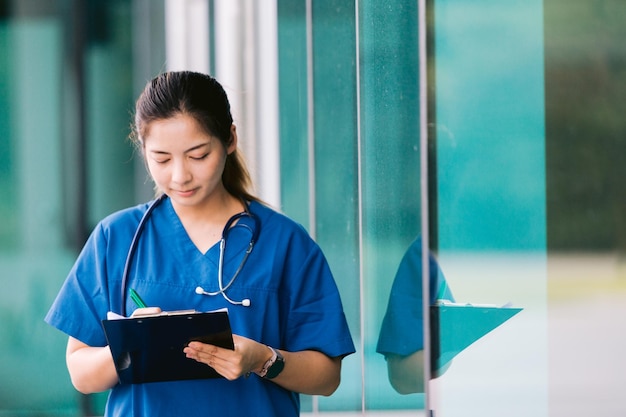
[257, 346, 285, 379]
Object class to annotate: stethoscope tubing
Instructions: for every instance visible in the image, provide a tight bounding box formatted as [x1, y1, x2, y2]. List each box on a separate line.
[120, 194, 167, 316]
[120, 194, 259, 316]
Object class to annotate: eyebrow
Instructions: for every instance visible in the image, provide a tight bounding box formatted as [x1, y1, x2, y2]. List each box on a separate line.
[148, 142, 210, 155]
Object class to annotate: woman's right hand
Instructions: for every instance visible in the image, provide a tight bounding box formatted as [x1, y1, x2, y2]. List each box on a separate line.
[130, 306, 162, 317]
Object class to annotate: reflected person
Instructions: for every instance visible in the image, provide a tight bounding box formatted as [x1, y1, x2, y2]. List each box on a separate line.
[376, 237, 454, 394]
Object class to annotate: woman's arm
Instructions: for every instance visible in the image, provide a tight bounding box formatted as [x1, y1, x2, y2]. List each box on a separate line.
[386, 350, 452, 394]
[184, 334, 342, 396]
[386, 351, 426, 394]
[266, 349, 342, 396]
[66, 337, 119, 394]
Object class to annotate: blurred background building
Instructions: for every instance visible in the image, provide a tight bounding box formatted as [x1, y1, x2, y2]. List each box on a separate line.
[0, 0, 624, 416]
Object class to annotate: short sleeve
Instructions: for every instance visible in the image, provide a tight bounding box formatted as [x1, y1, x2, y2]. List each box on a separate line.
[279, 225, 355, 358]
[376, 238, 454, 357]
[45, 223, 113, 347]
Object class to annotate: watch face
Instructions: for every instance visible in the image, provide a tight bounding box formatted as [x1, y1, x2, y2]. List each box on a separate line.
[265, 351, 285, 379]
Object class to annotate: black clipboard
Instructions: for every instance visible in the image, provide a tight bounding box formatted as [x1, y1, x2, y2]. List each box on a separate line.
[430, 303, 522, 371]
[102, 310, 234, 384]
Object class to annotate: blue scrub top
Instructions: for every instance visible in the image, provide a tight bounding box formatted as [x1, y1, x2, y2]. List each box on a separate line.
[376, 237, 454, 357]
[46, 198, 355, 417]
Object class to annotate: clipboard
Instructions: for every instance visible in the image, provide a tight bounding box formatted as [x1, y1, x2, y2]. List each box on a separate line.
[102, 310, 234, 384]
[430, 303, 522, 370]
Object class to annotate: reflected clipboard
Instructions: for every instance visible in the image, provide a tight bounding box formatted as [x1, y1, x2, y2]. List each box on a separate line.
[430, 302, 522, 370]
[101, 309, 234, 384]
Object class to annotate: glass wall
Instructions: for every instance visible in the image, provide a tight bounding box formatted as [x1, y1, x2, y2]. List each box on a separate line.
[428, 1, 626, 416]
[0, 1, 163, 415]
[430, 0, 547, 415]
[1, 2, 79, 415]
[277, 0, 426, 412]
[2, 0, 625, 416]
[544, 1, 626, 415]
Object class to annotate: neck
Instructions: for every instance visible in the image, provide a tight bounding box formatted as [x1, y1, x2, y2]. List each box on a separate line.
[169, 191, 246, 254]
[172, 190, 244, 222]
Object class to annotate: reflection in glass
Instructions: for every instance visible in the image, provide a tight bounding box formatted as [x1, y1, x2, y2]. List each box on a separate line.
[377, 237, 454, 394]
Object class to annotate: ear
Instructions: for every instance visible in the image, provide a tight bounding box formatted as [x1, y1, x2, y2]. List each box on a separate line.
[226, 124, 238, 155]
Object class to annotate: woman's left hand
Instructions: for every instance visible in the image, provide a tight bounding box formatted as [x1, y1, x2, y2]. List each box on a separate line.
[184, 334, 342, 395]
[183, 334, 270, 380]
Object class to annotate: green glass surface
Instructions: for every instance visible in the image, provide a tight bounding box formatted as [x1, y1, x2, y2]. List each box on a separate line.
[359, 0, 424, 410]
[0, 2, 142, 415]
[277, 0, 310, 229]
[0, 17, 79, 414]
[543, 1, 626, 415]
[0, 22, 17, 249]
[85, 0, 135, 225]
[432, 1, 548, 415]
[2, 0, 625, 415]
[310, 1, 361, 411]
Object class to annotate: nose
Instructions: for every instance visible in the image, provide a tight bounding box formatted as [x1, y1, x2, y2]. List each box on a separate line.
[171, 158, 192, 184]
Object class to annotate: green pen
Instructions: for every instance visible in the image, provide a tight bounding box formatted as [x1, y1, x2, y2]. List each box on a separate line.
[129, 288, 147, 308]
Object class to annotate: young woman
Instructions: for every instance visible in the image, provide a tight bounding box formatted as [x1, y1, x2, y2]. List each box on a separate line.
[46, 71, 355, 417]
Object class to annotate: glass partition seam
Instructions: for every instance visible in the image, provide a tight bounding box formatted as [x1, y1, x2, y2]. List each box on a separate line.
[306, 0, 316, 238]
[305, 3, 320, 413]
[418, 0, 432, 413]
[354, 1, 366, 413]
[64, 0, 88, 250]
[208, 0, 215, 75]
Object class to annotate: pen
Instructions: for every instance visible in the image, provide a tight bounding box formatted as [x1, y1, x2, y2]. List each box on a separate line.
[129, 288, 147, 308]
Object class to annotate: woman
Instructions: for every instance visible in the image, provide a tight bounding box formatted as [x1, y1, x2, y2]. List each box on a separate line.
[45, 71, 355, 416]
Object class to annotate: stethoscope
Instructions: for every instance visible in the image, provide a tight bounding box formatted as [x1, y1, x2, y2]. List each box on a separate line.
[120, 194, 260, 316]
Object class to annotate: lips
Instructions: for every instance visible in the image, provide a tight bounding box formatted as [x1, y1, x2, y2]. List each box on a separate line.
[173, 188, 197, 197]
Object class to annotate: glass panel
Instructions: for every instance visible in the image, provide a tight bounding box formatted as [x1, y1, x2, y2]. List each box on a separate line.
[1, 6, 79, 415]
[278, 0, 362, 412]
[431, 0, 548, 416]
[359, 0, 425, 411]
[0, 1, 161, 415]
[545, 1, 626, 415]
[276, 1, 314, 411]
[14, 1, 626, 415]
[277, 0, 310, 230]
[85, 0, 136, 224]
[311, 1, 361, 411]
[0, 16, 17, 250]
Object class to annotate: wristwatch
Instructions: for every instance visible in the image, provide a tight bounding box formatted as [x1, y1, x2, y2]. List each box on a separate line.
[258, 346, 285, 379]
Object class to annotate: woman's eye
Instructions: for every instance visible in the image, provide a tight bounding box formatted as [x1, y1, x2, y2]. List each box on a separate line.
[190, 153, 209, 161]
[153, 159, 170, 164]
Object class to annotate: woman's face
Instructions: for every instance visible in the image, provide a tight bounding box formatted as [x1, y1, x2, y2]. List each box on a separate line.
[143, 113, 236, 210]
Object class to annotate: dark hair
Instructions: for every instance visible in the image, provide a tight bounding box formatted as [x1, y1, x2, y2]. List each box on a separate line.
[131, 71, 258, 203]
